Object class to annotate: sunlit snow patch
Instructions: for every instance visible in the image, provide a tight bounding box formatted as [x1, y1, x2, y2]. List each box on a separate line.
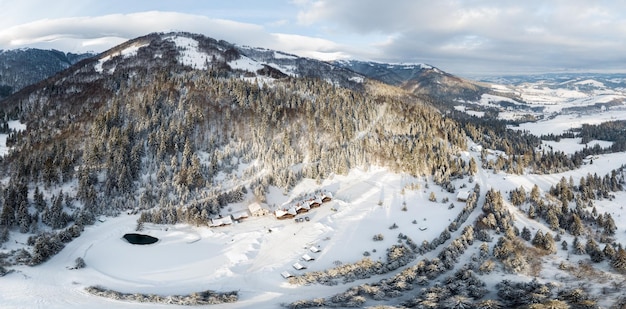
[94, 42, 147, 73]
[169, 36, 210, 70]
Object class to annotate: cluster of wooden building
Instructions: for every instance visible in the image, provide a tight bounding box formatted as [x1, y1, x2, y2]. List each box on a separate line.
[274, 192, 333, 220]
[206, 192, 333, 227]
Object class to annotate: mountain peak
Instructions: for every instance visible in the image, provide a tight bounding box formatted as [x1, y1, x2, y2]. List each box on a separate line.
[88, 32, 365, 90]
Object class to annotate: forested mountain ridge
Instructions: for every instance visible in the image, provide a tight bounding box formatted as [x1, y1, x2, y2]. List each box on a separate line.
[0, 48, 93, 100]
[333, 60, 490, 104]
[0, 32, 472, 259]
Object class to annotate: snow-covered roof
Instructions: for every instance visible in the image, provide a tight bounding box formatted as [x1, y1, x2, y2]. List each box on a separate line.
[231, 211, 249, 220]
[456, 191, 471, 201]
[248, 203, 263, 213]
[309, 246, 320, 253]
[209, 216, 233, 227]
[281, 271, 293, 279]
[301, 254, 315, 261]
[292, 262, 306, 270]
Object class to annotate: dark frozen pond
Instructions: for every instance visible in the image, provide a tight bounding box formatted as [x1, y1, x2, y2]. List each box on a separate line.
[123, 233, 159, 245]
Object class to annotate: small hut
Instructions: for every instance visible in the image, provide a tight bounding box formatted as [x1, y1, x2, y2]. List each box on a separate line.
[293, 262, 307, 270]
[456, 191, 471, 202]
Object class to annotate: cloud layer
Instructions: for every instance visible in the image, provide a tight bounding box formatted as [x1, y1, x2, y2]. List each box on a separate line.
[296, 0, 626, 74]
[2, 2, 626, 75]
[0, 11, 347, 60]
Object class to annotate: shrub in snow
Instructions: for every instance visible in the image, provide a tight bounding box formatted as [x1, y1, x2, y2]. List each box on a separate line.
[73, 257, 86, 269]
[373, 234, 384, 241]
[86, 286, 238, 305]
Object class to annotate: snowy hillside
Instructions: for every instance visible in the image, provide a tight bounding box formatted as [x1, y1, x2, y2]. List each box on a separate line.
[456, 74, 626, 122]
[1, 32, 626, 308]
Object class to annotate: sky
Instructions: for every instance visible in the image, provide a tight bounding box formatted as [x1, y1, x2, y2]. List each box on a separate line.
[1, 0, 626, 76]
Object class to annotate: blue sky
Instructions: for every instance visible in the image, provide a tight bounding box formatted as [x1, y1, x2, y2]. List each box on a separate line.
[1, 0, 626, 76]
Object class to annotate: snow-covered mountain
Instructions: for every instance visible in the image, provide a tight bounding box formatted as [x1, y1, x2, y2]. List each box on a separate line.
[2, 32, 626, 309]
[88, 32, 366, 90]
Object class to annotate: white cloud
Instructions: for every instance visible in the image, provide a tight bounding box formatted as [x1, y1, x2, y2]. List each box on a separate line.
[0, 11, 350, 61]
[295, 0, 626, 74]
[3, 2, 626, 75]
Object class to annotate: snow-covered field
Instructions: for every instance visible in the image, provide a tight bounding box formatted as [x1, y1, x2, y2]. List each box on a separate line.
[1, 167, 470, 308]
[3, 141, 626, 307]
[461, 76, 626, 122]
[508, 109, 626, 136]
[4, 77, 626, 307]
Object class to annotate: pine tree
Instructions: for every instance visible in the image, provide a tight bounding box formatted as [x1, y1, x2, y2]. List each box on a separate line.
[543, 232, 556, 253]
[521, 226, 531, 241]
[603, 213, 617, 236]
[16, 201, 31, 233]
[569, 214, 584, 236]
[532, 230, 545, 248]
[468, 157, 478, 175]
[573, 237, 586, 255]
[527, 204, 536, 219]
[603, 244, 616, 260]
[586, 238, 604, 262]
[612, 248, 626, 271]
[530, 184, 540, 203]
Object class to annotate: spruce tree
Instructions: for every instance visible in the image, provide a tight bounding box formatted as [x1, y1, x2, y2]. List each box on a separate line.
[612, 248, 626, 271]
[521, 226, 532, 241]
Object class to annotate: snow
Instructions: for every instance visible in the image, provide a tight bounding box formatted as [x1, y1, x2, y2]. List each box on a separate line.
[540, 138, 613, 155]
[169, 36, 209, 70]
[509, 109, 626, 136]
[574, 79, 605, 87]
[348, 76, 364, 83]
[1, 167, 470, 308]
[94, 42, 147, 73]
[454, 105, 485, 117]
[229, 55, 264, 72]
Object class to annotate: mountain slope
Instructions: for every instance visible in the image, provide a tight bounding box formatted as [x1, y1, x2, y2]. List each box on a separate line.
[0, 48, 92, 100]
[0, 31, 469, 231]
[334, 60, 489, 103]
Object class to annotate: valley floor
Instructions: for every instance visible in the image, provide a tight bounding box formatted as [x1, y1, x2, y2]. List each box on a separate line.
[3, 144, 626, 308]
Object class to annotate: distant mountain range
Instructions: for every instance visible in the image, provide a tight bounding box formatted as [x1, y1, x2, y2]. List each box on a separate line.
[0, 49, 93, 99]
[0, 41, 489, 106]
[333, 60, 488, 102]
